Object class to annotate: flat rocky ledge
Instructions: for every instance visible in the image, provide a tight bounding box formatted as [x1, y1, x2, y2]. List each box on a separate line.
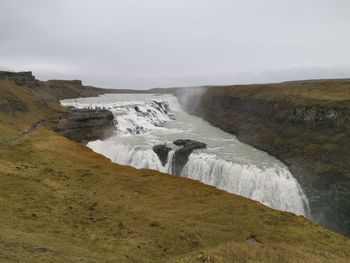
[53, 107, 116, 144]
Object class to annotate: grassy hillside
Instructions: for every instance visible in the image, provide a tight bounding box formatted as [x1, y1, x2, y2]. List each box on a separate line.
[211, 79, 350, 103]
[0, 80, 350, 262]
[0, 80, 66, 141]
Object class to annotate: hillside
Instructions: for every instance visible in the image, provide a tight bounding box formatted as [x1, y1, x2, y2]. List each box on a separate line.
[177, 79, 350, 237]
[0, 77, 350, 262]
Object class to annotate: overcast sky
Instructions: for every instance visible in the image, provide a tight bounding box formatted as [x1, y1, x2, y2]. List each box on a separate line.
[1, 0, 350, 89]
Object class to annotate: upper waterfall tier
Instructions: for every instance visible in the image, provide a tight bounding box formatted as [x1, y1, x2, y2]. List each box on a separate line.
[61, 93, 310, 216]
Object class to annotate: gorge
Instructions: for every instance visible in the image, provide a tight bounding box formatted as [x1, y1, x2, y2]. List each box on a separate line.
[61, 93, 310, 217]
[1, 72, 350, 262]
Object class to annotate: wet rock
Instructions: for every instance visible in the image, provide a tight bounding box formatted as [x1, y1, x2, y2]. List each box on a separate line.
[172, 139, 206, 175]
[173, 139, 206, 148]
[152, 145, 172, 166]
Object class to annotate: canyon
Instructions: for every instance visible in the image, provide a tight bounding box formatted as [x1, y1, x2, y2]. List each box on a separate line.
[0, 71, 349, 262]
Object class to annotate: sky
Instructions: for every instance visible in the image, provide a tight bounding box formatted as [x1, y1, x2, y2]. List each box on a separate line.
[1, 0, 350, 89]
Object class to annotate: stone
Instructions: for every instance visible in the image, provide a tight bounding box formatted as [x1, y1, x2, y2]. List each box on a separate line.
[0, 71, 38, 89]
[152, 145, 172, 166]
[52, 108, 116, 144]
[172, 139, 206, 175]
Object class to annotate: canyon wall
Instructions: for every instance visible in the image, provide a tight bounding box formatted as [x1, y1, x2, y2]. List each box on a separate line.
[0, 71, 38, 89]
[177, 80, 350, 236]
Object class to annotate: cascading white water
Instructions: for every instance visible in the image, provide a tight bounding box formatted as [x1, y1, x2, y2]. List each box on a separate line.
[88, 141, 174, 174]
[62, 97, 175, 135]
[181, 153, 307, 215]
[61, 93, 310, 216]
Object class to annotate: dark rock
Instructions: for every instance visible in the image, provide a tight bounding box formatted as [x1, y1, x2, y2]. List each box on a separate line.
[173, 139, 206, 149]
[172, 139, 206, 175]
[0, 99, 27, 115]
[52, 108, 116, 144]
[152, 145, 172, 166]
[0, 71, 38, 89]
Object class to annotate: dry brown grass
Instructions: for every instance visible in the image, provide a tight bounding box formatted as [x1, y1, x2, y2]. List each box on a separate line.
[0, 127, 349, 262]
[212, 79, 350, 103]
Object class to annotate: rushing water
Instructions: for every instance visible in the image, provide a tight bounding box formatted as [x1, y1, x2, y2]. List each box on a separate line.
[61, 93, 310, 216]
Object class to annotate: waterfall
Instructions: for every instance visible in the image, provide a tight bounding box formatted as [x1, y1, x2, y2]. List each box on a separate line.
[181, 153, 308, 215]
[61, 93, 310, 217]
[88, 140, 174, 174]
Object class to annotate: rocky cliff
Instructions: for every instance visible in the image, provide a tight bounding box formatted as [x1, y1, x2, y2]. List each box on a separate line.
[41, 79, 108, 100]
[177, 80, 350, 237]
[52, 108, 116, 144]
[0, 71, 38, 89]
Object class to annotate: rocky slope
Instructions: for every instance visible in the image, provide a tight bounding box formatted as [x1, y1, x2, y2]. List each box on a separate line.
[0, 71, 119, 143]
[177, 80, 350, 237]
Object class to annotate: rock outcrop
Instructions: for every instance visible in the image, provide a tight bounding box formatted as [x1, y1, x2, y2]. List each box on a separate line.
[53, 108, 116, 144]
[152, 145, 172, 166]
[172, 139, 206, 175]
[0, 99, 27, 115]
[41, 80, 108, 100]
[0, 71, 38, 89]
[177, 81, 350, 237]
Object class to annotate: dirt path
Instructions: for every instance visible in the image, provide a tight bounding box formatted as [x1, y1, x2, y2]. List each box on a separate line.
[0, 119, 45, 146]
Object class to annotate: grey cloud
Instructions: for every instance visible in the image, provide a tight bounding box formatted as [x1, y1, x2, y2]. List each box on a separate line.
[0, 0, 350, 89]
